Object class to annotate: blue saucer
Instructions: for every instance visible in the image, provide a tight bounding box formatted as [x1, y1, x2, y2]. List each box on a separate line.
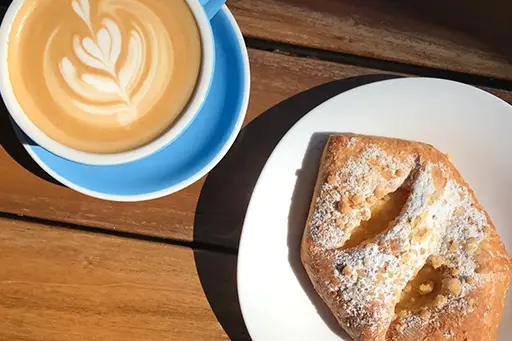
[14, 6, 250, 201]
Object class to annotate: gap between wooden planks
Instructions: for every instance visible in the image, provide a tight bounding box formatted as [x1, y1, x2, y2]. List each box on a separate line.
[0, 217, 236, 341]
[0, 49, 511, 251]
[229, 0, 512, 80]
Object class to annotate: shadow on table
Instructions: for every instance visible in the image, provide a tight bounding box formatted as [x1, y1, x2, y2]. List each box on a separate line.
[0, 96, 62, 186]
[193, 74, 401, 340]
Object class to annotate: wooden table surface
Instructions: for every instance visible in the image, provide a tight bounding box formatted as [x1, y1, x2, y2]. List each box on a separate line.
[1, 1, 511, 340]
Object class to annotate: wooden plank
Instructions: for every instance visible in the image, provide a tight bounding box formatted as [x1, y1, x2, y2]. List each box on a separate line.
[484, 88, 512, 104]
[0, 50, 398, 246]
[229, 0, 512, 80]
[0, 217, 233, 341]
[1, 50, 511, 250]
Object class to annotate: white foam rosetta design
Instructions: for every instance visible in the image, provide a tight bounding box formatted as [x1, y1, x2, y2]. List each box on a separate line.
[43, 0, 173, 125]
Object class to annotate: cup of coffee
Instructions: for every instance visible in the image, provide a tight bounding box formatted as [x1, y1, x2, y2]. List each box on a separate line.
[0, 0, 223, 165]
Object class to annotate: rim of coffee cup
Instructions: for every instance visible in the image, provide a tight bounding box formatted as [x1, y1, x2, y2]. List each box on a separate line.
[0, 0, 215, 165]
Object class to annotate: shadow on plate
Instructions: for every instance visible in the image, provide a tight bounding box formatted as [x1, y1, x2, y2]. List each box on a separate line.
[0, 96, 62, 186]
[287, 132, 351, 339]
[194, 74, 401, 340]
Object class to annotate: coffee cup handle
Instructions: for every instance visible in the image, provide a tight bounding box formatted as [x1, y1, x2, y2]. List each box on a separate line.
[199, 0, 227, 20]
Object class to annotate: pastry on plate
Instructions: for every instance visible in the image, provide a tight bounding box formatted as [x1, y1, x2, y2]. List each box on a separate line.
[301, 134, 511, 341]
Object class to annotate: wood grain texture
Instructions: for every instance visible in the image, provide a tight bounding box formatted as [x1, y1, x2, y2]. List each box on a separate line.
[229, 0, 512, 80]
[0, 218, 231, 341]
[1, 49, 511, 248]
[0, 50, 397, 245]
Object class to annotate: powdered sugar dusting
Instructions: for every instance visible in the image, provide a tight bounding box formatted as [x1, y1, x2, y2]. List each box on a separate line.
[439, 187, 488, 280]
[305, 139, 500, 340]
[309, 144, 415, 249]
[329, 162, 461, 335]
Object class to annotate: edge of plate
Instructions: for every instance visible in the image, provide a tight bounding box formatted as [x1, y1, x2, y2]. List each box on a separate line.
[236, 77, 512, 340]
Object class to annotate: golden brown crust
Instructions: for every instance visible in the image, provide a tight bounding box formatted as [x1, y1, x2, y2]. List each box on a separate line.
[301, 133, 512, 341]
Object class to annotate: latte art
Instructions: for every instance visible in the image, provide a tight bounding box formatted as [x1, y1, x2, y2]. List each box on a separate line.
[8, 0, 201, 153]
[46, 0, 172, 125]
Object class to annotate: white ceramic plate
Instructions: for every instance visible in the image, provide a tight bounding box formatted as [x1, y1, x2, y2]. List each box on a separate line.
[237, 78, 512, 341]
